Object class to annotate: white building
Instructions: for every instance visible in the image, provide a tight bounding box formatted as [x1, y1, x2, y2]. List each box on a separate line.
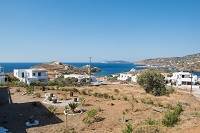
[64, 74, 97, 82]
[118, 73, 132, 81]
[64, 74, 85, 82]
[14, 69, 49, 85]
[0, 66, 6, 83]
[170, 72, 198, 86]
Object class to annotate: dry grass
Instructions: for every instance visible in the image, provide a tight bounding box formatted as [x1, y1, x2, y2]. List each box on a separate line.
[0, 84, 200, 133]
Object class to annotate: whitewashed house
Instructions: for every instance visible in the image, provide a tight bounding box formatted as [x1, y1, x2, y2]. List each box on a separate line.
[64, 74, 97, 82]
[170, 72, 198, 86]
[64, 74, 85, 82]
[0, 66, 6, 83]
[14, 69, 49, 85]
[118, 73, 132, 81]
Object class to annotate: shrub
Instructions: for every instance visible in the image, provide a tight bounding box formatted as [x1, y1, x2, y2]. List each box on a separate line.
[162, 102, 183, 127]
[79, 97, 85, 106]
[141, 98, 154, 105]
[103, 93, 109, 99]
[81, 89, 87, 95]
[35, 93, 41, 98]
[83, 117, 92, 124]
[131, 95, 138, 103]
[114, 89, 119, 93]
[166, 87, 175, 96]
[133, 125, 162, 133]
[146, 118, 158, 125]
[122, 96, 128, 101]
[166, 103, 173, 110]
[110, 95, 115, 100]
[191, 112, 200, 118]
[83, 109, 99, 124]
[122, 123, 133, 133]
[87, 109, 98, 118]
[162, 111, 179, 127]
[137, 70, 166, 96]
[69, 88, 79, 93]
[93, 92, 98, 97]
[157, 102, 164, 107]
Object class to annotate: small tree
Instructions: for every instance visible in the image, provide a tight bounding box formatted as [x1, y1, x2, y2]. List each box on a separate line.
[137, 70, 166, 96]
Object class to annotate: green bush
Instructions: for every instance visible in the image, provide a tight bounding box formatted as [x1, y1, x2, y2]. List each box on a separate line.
[137, 70, 166, 96]
[35, 93, 41, 98]
[93, 92, 98, 97]
[191, 112, 200, 118]
[110, 95, 115, 100]
[114, 89, 119, 93]
[162, 102, 183, 127]
[162, 111, 179, 127]
[141, 98, 154, 105]
[157, 102, 164, 107]
[146, 118, 158, 125]
[81, 89, 87, 95]
[87, 109, 98, 118]
[166, 87, 175, 95]
[122, 123, 133, 133]
[122, 96, 128, 101]
[83, 117, 92, 124]
[165, 103, 173, 110]
[103, 93, 109, 99]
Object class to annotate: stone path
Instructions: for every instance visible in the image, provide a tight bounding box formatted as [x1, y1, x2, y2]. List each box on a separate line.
[42, 93, 78, 106]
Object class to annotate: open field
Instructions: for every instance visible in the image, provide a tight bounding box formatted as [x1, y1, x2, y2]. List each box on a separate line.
[0, 84, 200, 133]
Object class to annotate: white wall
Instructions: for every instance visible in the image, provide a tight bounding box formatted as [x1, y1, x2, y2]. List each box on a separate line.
[0, 76, 5, 83]
[170, 72, 198, 86]
[64, 74, 84, 82]
[14, 69, 48, 85]
[118, 73, 132, 81]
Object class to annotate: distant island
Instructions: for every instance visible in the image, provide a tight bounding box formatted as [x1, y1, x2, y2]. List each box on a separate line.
[135, 53, 200, 72]
[101, 60, 131, 64]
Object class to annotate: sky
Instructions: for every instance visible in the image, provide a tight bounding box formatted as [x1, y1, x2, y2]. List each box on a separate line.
[0, 0, 200, 62]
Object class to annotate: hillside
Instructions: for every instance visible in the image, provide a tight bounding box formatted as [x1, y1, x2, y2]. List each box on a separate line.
[1, 85, 200, 133]
[31, 61, 101, 79]
[136, 53, 200, 72]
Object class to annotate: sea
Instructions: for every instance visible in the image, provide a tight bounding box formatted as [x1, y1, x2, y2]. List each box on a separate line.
[0, 62, 200, 76]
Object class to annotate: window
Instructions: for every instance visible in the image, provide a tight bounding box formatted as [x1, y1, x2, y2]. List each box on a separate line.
[33, 73, 35, 76]
[38, 72, 41, 76]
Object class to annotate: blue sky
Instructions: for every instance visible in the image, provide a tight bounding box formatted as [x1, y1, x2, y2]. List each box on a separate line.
[0, 0, 200, 62]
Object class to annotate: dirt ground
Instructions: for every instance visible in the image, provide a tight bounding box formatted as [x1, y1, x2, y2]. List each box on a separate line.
[0, 84, 200, 133]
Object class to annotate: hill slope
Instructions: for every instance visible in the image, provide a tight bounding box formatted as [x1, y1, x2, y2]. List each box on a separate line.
[136, 53, 200, 72]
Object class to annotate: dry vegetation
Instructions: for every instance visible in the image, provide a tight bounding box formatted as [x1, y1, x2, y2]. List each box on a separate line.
[1, 84, 200, 133]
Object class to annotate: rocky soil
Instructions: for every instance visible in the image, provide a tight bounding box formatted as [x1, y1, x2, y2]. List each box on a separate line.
[0, 84, 200, 133]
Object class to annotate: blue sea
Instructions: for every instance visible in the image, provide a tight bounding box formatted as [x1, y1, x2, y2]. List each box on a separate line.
[0, 62, 200, 76]
[0, 62, 142, 76]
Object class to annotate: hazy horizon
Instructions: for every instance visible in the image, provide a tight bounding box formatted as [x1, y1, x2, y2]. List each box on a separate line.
[1, 0, 200, 62]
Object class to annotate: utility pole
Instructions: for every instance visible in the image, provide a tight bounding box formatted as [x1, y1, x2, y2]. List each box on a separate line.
[89, 57, 92, 85]
[190, 65, 193, 95]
